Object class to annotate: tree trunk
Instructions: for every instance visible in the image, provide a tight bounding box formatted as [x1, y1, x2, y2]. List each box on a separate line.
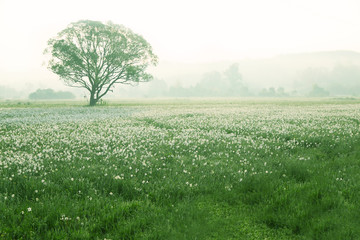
[89, 92, 98, 106]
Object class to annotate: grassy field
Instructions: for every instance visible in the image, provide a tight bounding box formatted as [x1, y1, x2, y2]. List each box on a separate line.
[1, 98, 360, 239]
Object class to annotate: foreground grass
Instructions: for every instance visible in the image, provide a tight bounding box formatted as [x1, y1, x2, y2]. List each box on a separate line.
[0, 98, 360, 239]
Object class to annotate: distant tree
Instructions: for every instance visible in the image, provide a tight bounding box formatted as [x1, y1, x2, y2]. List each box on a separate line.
[191, 64, 251, 97]
[259, 88, 269, 97]
[44, 20, 158, 106]
[259, 87, 289, 97]
[259, 87, 276, 97]
[223, 64, 249, 96]
[276, 87, 285, 96]
[275, 87, 289, 97]
[308, 84, 329, 97]
[296, 65, 360, 96]
[29, 89, 75, 100]
[195, 71, 224, 96]
[224, 63, 242, 85]
[268, 87, 276, 96]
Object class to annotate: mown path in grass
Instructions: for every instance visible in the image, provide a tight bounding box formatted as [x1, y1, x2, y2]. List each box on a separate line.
[0, 98, 359, 239]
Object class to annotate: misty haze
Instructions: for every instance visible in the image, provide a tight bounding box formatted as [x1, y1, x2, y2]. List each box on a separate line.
[2, 51, 360, 99]
[1, 0, 360, 239]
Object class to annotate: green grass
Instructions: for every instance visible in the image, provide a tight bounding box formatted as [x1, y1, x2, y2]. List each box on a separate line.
[0, 98, 359, 239]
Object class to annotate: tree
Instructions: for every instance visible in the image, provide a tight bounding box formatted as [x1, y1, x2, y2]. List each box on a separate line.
[29, 89, 75, 100]
[224, 63, 242, 85]
[308, 84, 329, 97]
[223, 63, 249, 96]
[44, 20, 158, 106]
[195, 71, 224, 96]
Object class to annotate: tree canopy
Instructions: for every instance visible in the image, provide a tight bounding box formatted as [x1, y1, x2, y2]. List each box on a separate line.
[45, 20, 158, 105]
[29, 89, 75, 100]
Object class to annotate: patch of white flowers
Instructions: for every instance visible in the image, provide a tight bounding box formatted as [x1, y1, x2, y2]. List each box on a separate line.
[0, 101, 359, 202]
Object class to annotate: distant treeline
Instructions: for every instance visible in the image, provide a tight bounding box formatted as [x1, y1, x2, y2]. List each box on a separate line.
[117, 63, 348, 98]
[149, 81, 330, 98]
[294, 65, 360, 96]
[2, 60, 360, 99]
[167, 64, 251, 97]
[138, 64, 251, 98]
[28, 89, 75, 100]
[139, 64, 359, 98]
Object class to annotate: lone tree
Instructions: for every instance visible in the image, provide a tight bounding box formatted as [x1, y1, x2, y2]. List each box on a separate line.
[45, 20, 158, 106]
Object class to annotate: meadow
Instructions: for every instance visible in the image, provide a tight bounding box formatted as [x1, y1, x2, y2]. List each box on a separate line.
[0, 98, 360, 239]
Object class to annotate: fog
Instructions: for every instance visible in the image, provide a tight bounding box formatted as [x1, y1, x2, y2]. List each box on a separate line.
[115, 51, 360, 98]
[3, 51, 360, 99]
[1, 0, 360, 99]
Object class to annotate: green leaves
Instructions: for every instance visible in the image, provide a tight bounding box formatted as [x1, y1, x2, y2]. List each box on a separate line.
[45, 20, 157, 105]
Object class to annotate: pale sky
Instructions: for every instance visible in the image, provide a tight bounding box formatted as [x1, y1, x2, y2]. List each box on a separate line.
[0, 0, 360, 89]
